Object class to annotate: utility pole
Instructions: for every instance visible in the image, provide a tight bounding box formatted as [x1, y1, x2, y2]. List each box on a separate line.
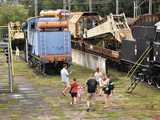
[134, 0, 152, 17]
[15, 0, 19, 4]
[13, 0, 19, 4]
[116, 0, 119, 14]
[134, 0, 138, 18]
[34, 0, 38, 17]
[89, 0, 92, 12]
[149, 0, 152, 15]
[63, 0, 67, 10]
[68, 0, 71, 11]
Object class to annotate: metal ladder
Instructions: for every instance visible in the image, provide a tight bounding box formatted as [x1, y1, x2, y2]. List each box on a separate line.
[127, 46, 153, 93]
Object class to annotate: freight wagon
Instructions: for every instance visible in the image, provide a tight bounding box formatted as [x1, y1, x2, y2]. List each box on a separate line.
[23, 10, 71, 73]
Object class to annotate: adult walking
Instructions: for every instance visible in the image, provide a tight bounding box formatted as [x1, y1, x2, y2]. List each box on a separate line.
[86, 75, 98, 112]
[94, 67, 103, 95]
[102, 75, 114, 108]
[15, 46, 20, 60]
[61, 64, 70, 96]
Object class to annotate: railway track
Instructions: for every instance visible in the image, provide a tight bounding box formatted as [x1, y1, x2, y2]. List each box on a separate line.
[0, 53, 10, 92]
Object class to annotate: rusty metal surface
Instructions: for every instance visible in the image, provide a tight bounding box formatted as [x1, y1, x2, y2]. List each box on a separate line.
[85, 13, 134, 42]
[71, 41, 120, 61]
[68, 12, 100, 38]
[130, 13, 160, 29]
[8, 22, 24, 40]
[40, 54, 71, 62]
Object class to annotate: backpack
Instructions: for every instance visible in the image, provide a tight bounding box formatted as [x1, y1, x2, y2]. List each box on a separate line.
[103, 81, 114, 91]
[108, 81, 114, 90]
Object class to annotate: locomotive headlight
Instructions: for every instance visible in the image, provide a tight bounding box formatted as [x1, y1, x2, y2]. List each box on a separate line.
[156, 51, 159, 56]
[155, 21, 160, 32]
[134, 45, 137, 55]
[154, 56, 156, 61]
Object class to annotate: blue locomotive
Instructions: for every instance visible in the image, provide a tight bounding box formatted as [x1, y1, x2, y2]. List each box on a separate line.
[23, 10, 72, 73]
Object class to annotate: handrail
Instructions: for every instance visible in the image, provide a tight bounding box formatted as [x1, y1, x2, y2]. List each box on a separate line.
[127, 46, 150, 77]
[128, 47, 152, 79]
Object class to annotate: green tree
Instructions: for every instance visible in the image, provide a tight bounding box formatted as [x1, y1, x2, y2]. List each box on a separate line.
[71, 0, 88, 12]
[93, 0, 113, 16]
[39, 0, 63, 11]
[0, 3, 29, 25]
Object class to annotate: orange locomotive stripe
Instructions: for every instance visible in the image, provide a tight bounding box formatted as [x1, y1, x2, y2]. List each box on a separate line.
[37, 21, 68, 28]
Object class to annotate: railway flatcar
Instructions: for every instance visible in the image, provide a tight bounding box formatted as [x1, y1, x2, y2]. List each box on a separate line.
[22, 10, 71, 73]
[68, 12, 100, 39]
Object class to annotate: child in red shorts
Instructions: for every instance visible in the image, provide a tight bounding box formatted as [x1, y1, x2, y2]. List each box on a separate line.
[70, 78, 79, 104]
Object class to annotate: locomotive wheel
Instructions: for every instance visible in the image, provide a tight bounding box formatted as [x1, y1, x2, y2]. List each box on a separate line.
[28, 58, 34, 67]
[41, 63, 46, 75]
[147, 79, 153, 85]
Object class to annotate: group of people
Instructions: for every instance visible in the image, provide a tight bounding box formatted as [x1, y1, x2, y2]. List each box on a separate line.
[60, 64, 114, 112]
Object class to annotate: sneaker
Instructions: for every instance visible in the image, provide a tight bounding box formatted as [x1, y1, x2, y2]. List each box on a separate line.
[70, 102, 73, 105]
[104, 105, 109, 108]
[62, 92, 66, 96]
[86, 108, 90, 112]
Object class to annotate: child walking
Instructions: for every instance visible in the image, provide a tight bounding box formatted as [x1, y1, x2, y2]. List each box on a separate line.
[70, 78, 79, 105]
[77, 83, 85, 103]
[102, 75, 114, 108]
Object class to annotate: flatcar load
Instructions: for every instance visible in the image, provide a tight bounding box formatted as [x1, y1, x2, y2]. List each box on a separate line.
[40, 9, 70, 18]
[37, 21, 68, 28]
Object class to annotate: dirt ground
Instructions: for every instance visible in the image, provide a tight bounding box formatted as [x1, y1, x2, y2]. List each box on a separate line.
[0, 54, 160, 120]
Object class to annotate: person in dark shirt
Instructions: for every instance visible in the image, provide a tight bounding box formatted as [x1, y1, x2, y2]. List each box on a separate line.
[86, 76, 98, 112]
[80, 38, 85, 51]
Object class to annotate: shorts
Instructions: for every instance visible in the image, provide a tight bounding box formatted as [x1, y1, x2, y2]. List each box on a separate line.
[88, 89, 96, 93]
[71, 92, 77, 97]
[87, 93, 95, 100]
[104, 90, 111, 95]
[63, 81, 70, 87]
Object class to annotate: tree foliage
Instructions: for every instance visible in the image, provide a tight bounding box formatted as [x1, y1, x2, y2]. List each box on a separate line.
[0, 0, 159, 24]
[38, 0, 63, 12]
[0, 3, 28, 25]
[71, 0, 88, 12]
[15, 0, 160, 17]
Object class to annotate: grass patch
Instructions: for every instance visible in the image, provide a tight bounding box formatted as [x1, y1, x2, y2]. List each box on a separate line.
[13, 57, 160, 119]
[43, 96, 66, 120]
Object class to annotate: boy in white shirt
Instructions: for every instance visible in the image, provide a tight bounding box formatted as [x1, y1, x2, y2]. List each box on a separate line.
[61, 64, 70, 96]
[94, 67, 103, 95]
